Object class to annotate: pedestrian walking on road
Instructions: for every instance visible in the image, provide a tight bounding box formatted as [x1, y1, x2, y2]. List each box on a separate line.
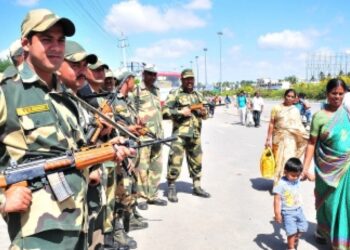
[163, 69, 210, 202]
[273, 158, 308, 250]
[265, 89, 308, 186]
[237, 91, 247, 125]
[224, 94, 231, 108]
[302, 78, 350, 249]
[252, 91, 264, 127]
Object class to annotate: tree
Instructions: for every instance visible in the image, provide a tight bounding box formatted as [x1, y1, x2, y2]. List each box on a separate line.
[284, 75, 297, 85]
[0, 59, 11, 72]
[319, 71, 325, 81]
[339, 70, 344, 76]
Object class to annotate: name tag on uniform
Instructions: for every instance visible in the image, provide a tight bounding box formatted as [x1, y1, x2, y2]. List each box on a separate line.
[16, 104, 50, 116]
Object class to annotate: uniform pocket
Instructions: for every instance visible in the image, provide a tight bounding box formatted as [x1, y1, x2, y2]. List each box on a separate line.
[18, 111, 58, 147]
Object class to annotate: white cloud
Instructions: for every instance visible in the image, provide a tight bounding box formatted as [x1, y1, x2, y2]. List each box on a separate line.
[257, 30, 312, 49]
[0, 49, 9, 60]
[221, 28, 234, 38]
[184, 0, 212, 10]
[105, 0, 206, 34]
[133, 39, 200, 62]
[228, 45, 241, 56]
[16, 0, 39, 6]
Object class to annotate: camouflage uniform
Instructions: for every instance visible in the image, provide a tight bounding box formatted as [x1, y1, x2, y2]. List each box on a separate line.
[163, 87, 208, 188]
[113, 93, 139, 214]
[133, 81, 163, 201]
[0, 62, 89, 249]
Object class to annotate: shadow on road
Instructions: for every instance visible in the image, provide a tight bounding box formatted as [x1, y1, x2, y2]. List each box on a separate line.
[254, 220, 285, 250]
[159, 181, 193, 196]
[249, 178, 273, 194]
[254, 220, 330, 250]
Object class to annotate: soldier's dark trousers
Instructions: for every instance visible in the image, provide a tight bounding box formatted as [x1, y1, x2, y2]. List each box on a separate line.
[167, 135, 202, 186]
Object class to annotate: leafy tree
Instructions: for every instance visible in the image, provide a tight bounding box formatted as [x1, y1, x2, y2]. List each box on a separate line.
[339, 70, 344, 76]
[319, 71, 325, 81]
[284, 75, 297, 84]
[327, 73, 332, 78]
[0, 59, 11, 72]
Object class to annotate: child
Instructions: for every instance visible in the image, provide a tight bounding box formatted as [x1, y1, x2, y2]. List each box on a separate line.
[273, 157, 308, 250]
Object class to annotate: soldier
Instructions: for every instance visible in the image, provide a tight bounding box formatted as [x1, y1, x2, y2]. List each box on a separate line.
[163, 68, 211, 202]
[1, 39, 24, 82]
[112, 70, 149, 235]
[134, 65, 167, 210]
[0, 9, 132, 249]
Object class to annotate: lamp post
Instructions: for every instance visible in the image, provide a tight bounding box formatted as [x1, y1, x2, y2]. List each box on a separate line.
[203, 48, 208, 87]
[217, 31, 223, 93]
[195, 56, 199, 86]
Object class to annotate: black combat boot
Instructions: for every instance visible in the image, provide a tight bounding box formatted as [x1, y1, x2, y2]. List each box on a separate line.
[129, 213, 149, 231]
[167, 183, 178, 202]
[133, 206, 147, 221]
[193, 187, 211, 198]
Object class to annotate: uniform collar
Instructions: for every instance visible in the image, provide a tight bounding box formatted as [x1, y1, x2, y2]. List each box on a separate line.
[18, 62, 60, 92]
[140, 81, 159, 90]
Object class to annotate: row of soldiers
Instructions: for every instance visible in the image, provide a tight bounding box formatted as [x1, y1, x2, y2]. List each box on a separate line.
[0, 8, 210, 250]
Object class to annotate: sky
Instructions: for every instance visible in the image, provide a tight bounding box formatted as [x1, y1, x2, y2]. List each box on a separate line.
[1, 0, 350, 83]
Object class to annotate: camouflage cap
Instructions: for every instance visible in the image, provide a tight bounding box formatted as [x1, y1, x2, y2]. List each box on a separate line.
[116, 70, 135, 82]
[143, 64, 157, 74]
[88, 60, 109, 70]
[181, 68, 195, 78]
[64, 40, 97, 64]
[21, 9, 75, 38]
[105, 69, 116, 79]
[9, 39, 24, 57]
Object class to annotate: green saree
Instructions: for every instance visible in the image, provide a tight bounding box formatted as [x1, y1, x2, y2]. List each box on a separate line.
[315, 105, 350, 250]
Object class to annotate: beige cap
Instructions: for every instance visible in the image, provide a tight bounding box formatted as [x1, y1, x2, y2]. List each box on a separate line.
[88, 60, 109, 70]
[64, 40, 97, 64]
[105, 69, 116, 79]
[21, 9, 75, 38]
[9, 39, 24, 57]
[143, 64, 157, 74]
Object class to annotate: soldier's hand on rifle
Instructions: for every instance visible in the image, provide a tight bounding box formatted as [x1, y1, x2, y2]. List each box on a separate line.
[128, 124, 143, 136]
[199, 106, 208, 116]
[3, 185, 32, 213]
[109, 136, 136, 162]
[99, 113, 114, 136]
[180, 107, 192, 117]
[89, 168, 101, 186]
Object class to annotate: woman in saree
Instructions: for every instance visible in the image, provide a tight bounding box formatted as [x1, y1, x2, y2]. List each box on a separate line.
[303, 78, 350, 249]
[265, 89, 308, 186]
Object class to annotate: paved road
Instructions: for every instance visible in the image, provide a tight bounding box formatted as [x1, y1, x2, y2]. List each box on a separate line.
[0, 100, 330, 250]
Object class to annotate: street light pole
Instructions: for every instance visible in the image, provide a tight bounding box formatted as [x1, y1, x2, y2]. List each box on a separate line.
[195, 56, 199, 86]
[217, 31, 223, 93]
[203, 48, 208, 88]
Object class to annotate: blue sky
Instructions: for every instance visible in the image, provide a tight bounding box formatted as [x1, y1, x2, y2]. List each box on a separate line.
[1, 0, 349, 83]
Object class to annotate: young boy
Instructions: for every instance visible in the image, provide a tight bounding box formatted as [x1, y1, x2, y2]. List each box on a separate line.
[273, 157, 308, 250]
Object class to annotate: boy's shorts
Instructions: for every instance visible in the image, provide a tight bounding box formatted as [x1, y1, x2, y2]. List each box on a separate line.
[282, 207, 308, 236]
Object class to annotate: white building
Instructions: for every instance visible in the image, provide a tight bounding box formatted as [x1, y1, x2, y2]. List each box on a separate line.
[257, 78, 290, 90]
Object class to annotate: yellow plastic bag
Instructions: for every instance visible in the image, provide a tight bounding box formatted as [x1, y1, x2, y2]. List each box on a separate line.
[260, 147, 275, 179]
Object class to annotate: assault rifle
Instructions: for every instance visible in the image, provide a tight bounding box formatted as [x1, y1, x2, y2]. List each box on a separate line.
[0, 136, 177, 202]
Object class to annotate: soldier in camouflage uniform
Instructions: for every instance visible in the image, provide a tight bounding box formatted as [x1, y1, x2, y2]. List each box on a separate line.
[0, 9, 132, 250]
[112, 71, 148, 235]
[163, 69, 211, 203]
[1, 39, 24, 82]
[133, 66, 167, 209]
[0, 9, 91, 250]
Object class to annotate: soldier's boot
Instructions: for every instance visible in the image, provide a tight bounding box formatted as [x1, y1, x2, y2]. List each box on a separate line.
[167, 183, 178, 203]
[114, 220, 137, 249]
[193, 187, 211, 198]
[104, 232, 130, 250]
[129, 213, 148, 231]
[132, 206, 147, 221]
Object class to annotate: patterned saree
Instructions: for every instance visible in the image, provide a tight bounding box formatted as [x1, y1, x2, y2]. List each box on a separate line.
[315, 106, 350, 249]
[272, 104, 308, 185]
